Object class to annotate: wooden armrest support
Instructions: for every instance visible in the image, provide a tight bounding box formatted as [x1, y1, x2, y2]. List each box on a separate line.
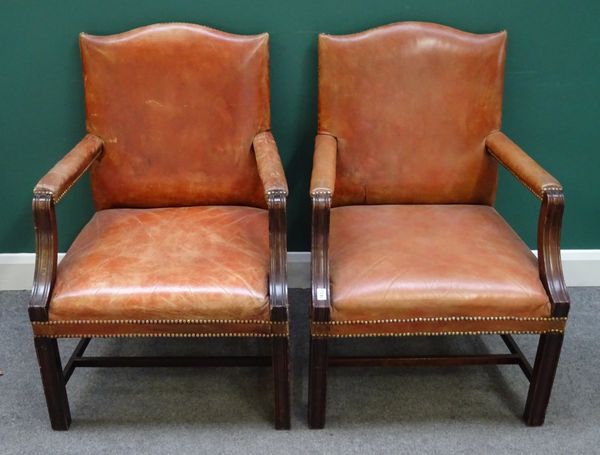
[34, 134, 103, 203]
[485, 131, 561, 200]
[253, 132, 288, 198]
[267, 191, 288, 322]
[310, 192, 332, 322]
[538, 188, 570, 317]
[310, 135, 337, 196]
[29, 192, 57, 321]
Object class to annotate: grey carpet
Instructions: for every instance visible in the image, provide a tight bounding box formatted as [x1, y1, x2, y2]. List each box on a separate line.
[0, 288, 598, 454]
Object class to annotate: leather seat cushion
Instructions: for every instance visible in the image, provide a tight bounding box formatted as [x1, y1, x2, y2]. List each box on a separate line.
[49, 206, 270, 322]
[329, 205, 551, 322]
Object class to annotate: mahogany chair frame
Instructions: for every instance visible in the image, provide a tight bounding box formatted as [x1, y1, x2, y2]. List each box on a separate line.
[30, 173, 291, 430]
[308, 171, 569, 429]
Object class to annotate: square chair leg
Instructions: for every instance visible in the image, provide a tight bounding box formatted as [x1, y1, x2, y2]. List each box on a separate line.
[272, 336, 291, 429]
[524, 333, 564, 426]
[308, 337, 328, 429]
[34, 337, 71, 430]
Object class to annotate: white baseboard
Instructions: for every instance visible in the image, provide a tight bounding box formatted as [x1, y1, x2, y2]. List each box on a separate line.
[0, 250, 598, 291]
[545, 249, 600, 287]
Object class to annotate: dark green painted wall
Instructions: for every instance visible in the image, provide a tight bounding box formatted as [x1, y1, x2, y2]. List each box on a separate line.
[1, 0, 599, 252]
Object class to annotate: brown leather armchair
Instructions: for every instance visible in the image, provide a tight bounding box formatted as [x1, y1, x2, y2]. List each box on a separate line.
[29, 23, 290, 430]
[308, 22, 569, 428]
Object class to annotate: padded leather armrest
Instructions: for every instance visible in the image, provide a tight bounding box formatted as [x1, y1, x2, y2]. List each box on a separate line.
[310, 134, 337, 196]
[253, 132, 288, 197]
[486, 131, 562, 199]
[34, 134, 103, 203]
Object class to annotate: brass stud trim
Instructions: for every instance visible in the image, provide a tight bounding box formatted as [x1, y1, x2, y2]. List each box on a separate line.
[312, 316, 567, 325]
[34, 332, 289, 339]
[271, 322, 290, 336]
[32, 319, 282, 325]
[312, 329, 564, 338]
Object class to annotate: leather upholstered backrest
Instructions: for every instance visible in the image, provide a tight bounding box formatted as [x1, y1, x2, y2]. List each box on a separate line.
[318, 22, 507, 206]
[81, 23, 270, 209]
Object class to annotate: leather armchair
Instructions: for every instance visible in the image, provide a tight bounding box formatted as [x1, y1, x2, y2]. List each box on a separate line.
[29, 23, 290, 430]
[308, 22, 569, 428]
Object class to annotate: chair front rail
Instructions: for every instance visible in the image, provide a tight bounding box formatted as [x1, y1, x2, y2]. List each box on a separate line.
[311, 192, 332, 323]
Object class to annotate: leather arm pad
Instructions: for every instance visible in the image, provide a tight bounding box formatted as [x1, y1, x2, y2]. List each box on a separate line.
[310, 134, 337, 196]
[486, 131, 562, 199]
[34, 134, 103, 202]
[253, 132, 288, 196]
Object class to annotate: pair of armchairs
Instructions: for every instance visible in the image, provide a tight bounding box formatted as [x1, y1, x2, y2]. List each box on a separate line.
[30, 22, 568, 431]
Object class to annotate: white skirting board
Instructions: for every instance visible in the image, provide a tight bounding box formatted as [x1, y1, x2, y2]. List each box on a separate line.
[0, 250, 598, 291]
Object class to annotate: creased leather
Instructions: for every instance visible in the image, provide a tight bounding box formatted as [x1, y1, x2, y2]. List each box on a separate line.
[486, 131, 562, 198]
[34, 134, 103, 201]
[49, 206, 270, 322]
[80, 23, 270, 209]
[310, 134, 337, 195]
[318, 22, 507, 206]
[253, 131, 288, 196]
[329, 205, 550, 323]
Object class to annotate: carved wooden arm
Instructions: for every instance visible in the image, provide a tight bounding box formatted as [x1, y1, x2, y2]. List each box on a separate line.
[30, 135, 104, 321]
[253, 132, 289, 323]
[309, 135, 337, 323]
[485, 132, 569, 317]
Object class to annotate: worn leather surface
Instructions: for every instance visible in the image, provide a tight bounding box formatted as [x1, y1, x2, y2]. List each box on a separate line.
[310, 134, 337, 195]
[318, 22, 507, 206]
[80, 23, 270, 210]
[329, 205, 550, 325]
[34, 135, 103, 201]
[486, 131, 562, 198]
[253, 131, 288, 196]
[49, 206, 270, 323]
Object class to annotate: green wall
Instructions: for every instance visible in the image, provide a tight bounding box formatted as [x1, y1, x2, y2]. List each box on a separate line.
[1, 0, 599, 252]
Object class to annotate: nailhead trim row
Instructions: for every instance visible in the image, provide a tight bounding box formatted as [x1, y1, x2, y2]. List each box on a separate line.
[312, 316, 567, 325]
[34, 332, 288, 339]
[32, 319, 282, 325]
[311, 329, 564, 338]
